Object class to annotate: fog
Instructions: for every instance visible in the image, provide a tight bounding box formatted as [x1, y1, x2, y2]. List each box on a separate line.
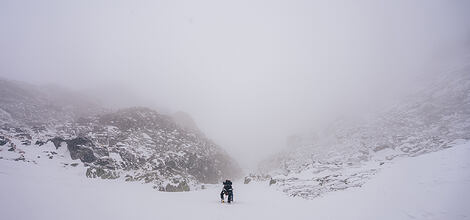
[1, 0, 469, 168]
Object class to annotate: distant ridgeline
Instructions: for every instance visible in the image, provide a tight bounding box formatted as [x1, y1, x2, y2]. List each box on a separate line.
[250, 63, 470, 199]
[0, 79, 241, 191]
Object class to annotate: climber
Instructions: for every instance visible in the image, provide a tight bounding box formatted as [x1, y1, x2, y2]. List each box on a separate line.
[220, 179, 233, 203]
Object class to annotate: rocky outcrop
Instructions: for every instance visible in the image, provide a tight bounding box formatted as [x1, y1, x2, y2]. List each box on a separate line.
[86, 166, 119, 179]
[0, 136, 8, 146]
[64, 107, 241, 188]
[66, 137, 97, 163]
[164, 181, 190, 192]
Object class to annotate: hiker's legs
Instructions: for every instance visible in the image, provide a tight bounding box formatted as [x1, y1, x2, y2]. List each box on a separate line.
[220, 190, 225, 200]
[228, 190, 233, 202]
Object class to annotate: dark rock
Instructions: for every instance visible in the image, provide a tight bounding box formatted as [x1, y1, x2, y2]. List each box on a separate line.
[269, 178, 277, 186]
[94, 158, 116, 170]
[15, 133, 32, 140]
[49, 137, 65, 149]
[35, 140, 46, 146]
[125, 174, 134, 181]
[119, 151, 137, 168]
[165, 181, 190, 192]
[244, 173, 272, 183]
[244, 176, 252, 184]
[8, 147, 15, 151]
[31, 126, 46, 133]
[14, 155, 25, 161]
[86, 167, 119, 179]
[165, 160, 177, 168]
[0, 136, 8, 146]
[92, 147, 109, 158]
[66, 137, 97, 163]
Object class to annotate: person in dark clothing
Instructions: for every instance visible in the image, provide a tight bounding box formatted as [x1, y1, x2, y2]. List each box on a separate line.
[220, 179, 233, 203]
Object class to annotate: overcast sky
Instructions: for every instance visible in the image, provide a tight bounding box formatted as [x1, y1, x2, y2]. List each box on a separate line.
[1, 0, 469, 168]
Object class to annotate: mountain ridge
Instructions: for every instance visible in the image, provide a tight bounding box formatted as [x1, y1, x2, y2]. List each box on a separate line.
[252, 63, 470, 198]
[0, 78, 241, 191]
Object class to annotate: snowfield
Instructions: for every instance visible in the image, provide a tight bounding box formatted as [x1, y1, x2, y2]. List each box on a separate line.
[1, 142, 469, 220]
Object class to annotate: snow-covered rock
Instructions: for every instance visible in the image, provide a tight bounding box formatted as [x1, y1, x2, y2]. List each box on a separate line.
[0, 79, 241, 191]
[257, 63, 470, 199]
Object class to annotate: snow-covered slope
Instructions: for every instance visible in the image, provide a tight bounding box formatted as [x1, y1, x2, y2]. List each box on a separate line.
[256, 63, 470, 199]
[0, 79, 240, 191]
[1, 141, 469, 220]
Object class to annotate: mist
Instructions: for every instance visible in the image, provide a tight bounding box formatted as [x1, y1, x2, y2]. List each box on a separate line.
[1, 0, 469, 168]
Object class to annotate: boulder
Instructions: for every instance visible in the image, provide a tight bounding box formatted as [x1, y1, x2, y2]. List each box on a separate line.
[165, 181, 190, 192]
[0, 136, 8, 146]
[269, 178, 277, 186]
[66, 137, 97, 163]
[244, 176, 252, 184]
[35, 140, 46, 146]
[86, 167, 119, 179]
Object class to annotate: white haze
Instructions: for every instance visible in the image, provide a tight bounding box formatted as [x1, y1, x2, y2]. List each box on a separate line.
[1, 0, 469, 168]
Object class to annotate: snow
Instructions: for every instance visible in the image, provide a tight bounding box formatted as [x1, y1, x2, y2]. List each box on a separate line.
[1, 142, 469, 220]
[141, 132, 151, 140]
[109, 152, 123, 164]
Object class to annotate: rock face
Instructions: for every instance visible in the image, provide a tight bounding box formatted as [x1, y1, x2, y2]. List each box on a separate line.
[256, 63, 470, 199]
[60, 107, 241, 188]
[0, 78, 241, 191]
[66, 137, 97, 163]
